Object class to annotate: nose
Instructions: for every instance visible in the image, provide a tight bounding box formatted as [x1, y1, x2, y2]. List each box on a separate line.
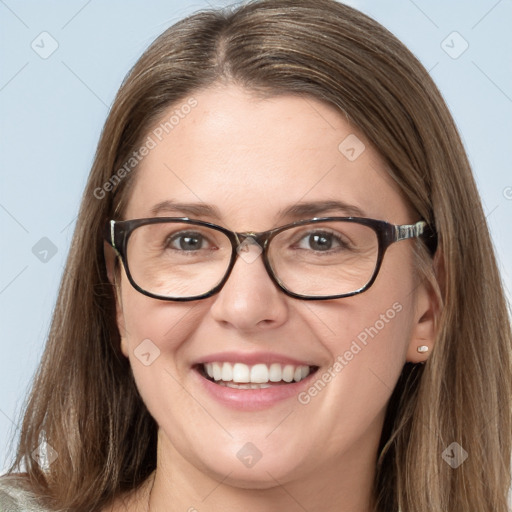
[208, 239, 289, 331]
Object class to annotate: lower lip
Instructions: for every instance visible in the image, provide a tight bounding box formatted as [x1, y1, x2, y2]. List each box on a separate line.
[192, 367, 318, 411]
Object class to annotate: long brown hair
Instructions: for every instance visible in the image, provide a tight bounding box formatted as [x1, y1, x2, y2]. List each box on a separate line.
[7, 1, 511, 510]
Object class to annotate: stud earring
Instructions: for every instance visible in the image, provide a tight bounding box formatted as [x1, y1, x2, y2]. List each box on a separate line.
[417, 345, 429, 353]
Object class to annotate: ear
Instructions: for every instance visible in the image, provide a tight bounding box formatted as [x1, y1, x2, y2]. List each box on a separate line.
[405, 252, 444, 364]
[104, 241, 130, 358]
[405, 285, 436, 363]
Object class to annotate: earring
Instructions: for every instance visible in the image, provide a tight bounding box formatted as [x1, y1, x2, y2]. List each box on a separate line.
[417, 345, 429, 353]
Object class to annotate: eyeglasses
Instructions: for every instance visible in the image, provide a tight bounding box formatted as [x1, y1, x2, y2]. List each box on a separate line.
[104, 216, 430, 301]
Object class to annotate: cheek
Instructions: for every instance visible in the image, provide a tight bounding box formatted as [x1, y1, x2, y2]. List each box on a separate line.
[299, 249, 416, 416]
[116, 276, 208, 420]
[298, 297, 413, 444]
[116, 271, 205, 365]
[306, 292, 412, 376]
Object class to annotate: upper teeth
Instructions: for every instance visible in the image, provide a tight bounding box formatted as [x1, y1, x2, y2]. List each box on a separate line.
[203, 362, 312, 384]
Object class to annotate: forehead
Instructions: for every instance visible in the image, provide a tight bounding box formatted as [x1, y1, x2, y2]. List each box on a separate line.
[124, 85, 410, 228]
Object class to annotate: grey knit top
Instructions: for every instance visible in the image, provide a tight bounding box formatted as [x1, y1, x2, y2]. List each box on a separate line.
[0, 477, 51, 512]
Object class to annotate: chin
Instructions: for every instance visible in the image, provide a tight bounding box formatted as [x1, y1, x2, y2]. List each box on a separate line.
[207, 462, 300, 490]
[194, 446, 311, 489]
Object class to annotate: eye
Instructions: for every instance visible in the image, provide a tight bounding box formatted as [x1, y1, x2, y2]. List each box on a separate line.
[296, 231, 347, 252]
[166, 231, 210, 251]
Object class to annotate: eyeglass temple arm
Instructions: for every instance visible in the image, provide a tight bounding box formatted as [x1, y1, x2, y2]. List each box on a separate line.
[394, 220, 427, 242]
[103, 220, 119, 252]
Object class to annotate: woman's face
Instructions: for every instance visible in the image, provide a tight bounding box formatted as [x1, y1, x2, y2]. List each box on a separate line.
[114, 85, 433, 489]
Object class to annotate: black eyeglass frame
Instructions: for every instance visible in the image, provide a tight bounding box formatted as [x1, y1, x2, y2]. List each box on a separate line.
[104, 216, 432, 302]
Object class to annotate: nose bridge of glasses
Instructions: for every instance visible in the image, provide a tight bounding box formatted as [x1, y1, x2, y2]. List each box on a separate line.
[234, 231, 268, 249]
[230, 231, 269, 267]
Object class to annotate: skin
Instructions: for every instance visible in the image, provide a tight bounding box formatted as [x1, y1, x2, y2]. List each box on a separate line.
[105, 84, 437, 512]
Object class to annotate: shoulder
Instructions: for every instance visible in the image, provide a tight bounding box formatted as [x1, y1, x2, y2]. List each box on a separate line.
[0, 473, 154, 512]
[0, 475, 49, 512]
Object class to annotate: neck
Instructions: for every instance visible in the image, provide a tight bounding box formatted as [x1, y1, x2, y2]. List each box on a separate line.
[147, 422, 381, 512]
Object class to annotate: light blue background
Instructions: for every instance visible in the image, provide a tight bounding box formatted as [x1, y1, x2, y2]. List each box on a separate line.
[1, 0, 511, 472]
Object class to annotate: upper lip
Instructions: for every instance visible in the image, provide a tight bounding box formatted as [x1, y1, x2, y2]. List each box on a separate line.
[192, 351, 318, 367]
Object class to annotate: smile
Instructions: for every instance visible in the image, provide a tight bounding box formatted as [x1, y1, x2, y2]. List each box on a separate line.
[198, 362, 318, 389]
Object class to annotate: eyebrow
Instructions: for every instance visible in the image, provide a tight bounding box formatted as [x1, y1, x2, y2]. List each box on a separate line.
[277, 200, 366, 220]
[151, 200, 222, 219]
[149, 199, 366, 222]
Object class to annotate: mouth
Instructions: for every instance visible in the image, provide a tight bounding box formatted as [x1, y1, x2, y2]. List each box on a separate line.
[194, 362, 320, 389]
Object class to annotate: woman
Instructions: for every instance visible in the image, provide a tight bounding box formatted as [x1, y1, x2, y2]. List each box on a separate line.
[1, 0, 511, 511]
